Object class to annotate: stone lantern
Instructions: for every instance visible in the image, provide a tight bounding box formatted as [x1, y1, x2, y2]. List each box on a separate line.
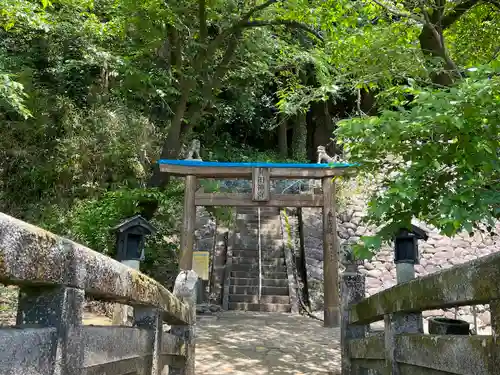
[394, 224, 428, 266]
[112, 215, 157, 269]
[111, 215, 156, 326]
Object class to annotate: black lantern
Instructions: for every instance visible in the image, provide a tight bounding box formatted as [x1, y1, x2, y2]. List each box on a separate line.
[112, 215, 157, 262]
[394, 225, 428, 265]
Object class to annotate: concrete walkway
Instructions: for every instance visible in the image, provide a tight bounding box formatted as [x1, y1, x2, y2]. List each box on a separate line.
[196, 311, 341, 375]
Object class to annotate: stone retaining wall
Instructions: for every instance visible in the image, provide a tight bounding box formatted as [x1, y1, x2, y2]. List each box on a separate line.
[195, 207, 217, 252]
[300, 179, 500, 333]
[194, 207, 231, 305]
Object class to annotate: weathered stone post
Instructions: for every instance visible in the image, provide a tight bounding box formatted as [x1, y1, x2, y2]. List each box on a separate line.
[340, 250, 366, 375]
[490, 300, 500, 339]
[16, 283, 85, 374]
[134, 307, 163, 375]
[170, 269, 198, 375]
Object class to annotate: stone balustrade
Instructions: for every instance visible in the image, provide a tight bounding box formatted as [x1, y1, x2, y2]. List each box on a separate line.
[341, 251, 500, 374]
[0, 212, 197, 375]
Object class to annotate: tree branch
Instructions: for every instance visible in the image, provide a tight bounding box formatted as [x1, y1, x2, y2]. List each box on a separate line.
[441, 0, 479, 29]
[490, 46, 500, 62]
[199, 0, 207, 43]
[170, 26, 182, 73]
[241, 0, 280, 22]
[370, 0, 423, 22]
[241, 19, 324, 41]
[488, 0, 500, 10]
[201, 0, 282, 67]
[420, 1, 459, 75]
[180, 33, 243, 138]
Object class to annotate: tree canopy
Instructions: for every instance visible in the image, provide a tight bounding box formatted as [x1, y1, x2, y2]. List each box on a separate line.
[0, 0, 498, 268]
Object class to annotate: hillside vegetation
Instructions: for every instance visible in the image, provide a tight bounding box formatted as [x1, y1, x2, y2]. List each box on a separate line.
[0, 0, 498, 273]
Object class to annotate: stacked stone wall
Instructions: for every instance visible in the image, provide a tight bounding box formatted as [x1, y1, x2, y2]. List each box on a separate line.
[194, 207, 232, 305]
[195, 207, 217, 252]
[301, 179, 500, 333]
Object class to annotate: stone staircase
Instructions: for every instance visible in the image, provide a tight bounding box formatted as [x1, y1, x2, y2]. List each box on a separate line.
[226, 207, 292, 312]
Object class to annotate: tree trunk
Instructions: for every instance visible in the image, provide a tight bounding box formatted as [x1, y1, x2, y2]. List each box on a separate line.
[291, 113, 307, 161]
[418, 25, 457, 86]
[146, 84, 191, 197]
[279, 118, 288, 159]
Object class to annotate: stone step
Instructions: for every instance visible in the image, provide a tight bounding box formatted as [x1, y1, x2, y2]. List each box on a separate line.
[232, 249, 284, 259]
[228, 302, 292, 313]
[235, 218, 281, 228]
[232, 257, 285, 266]
[231, 240, 281, 251]
[230, 270, 288, 279]
[234, 233, 282, 243]
[235, 212, 280, 219]
[236, 208, 280, 215]
[228, 294, 290, 304]
[234, 227, 282, 238]
[230, 278, 289, 287]
[235, 214, 280, 220]
[231, 263, 287, 273]
[228, 285, 289, 296]
[234, 231, 281, 238]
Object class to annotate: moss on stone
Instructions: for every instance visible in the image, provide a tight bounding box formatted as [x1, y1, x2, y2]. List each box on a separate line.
[350, 334, 384, 359]
[128, 268, 191, 324]
[352, 334, 498, 374]
[0, 213, 192, 326]
[395, 335, 497, 374]
[350, 252, 500, 324]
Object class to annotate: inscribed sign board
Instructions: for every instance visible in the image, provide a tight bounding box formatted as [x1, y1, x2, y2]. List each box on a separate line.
[192, 251, 210, 280]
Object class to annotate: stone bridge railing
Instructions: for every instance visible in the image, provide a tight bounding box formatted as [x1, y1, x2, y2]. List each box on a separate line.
[341, 250, 500, 374]
[0, 213, 197, 375]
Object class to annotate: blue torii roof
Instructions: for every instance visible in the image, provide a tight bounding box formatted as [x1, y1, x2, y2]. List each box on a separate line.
[158, 159, 357, 168]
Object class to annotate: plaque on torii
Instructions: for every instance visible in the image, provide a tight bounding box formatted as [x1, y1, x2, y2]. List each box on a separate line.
[252, 167, 270, 202]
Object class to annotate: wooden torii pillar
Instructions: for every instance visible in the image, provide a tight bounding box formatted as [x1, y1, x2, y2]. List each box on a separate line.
[178, 140, 202, 271]
[160, 150, 355, 328]
[322, 175, 340, 327]
[179, 174, 197, 271]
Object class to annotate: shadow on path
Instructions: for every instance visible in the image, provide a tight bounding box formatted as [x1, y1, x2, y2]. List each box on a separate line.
[196, 311, 341, 375]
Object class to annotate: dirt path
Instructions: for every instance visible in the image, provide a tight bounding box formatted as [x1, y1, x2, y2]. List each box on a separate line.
[196, 311, 341, 375]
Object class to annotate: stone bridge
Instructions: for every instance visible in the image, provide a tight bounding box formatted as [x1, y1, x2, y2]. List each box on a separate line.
[2, 204, 500, 374]
[0, 212, 342, 375]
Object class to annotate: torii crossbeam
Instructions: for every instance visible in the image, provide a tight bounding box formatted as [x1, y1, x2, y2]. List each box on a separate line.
[159, 158, 357, 327]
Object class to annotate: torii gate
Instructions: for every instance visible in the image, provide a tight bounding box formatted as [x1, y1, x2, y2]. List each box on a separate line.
[159, 151, 356, 327]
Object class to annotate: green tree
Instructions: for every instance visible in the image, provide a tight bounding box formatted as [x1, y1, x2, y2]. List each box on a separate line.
[336, 63, 500, 258]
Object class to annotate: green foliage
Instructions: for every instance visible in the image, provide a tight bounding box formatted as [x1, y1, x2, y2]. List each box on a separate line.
[1, 0, 499, 271]
[205, 141, 297, 163]
[446, 3, 500, 67]
[352, 236, 382, 260]
[337, 63, 500, 255]
[0, 73, 31, 117]
[199, 179, 234, 226]
[281, 208, 293, 249]
[41, 186, 184, 285]
[64, 188, 181, 251]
